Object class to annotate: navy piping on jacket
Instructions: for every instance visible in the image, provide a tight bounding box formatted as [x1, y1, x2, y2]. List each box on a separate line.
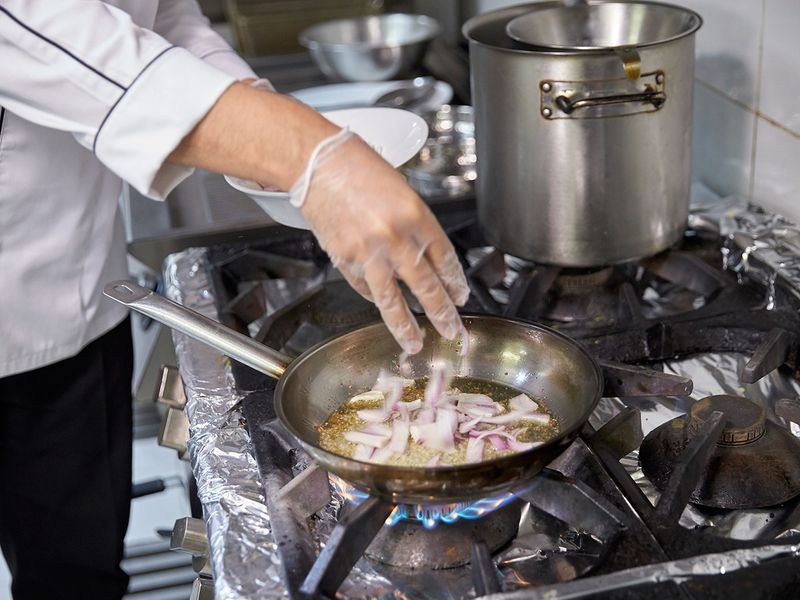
[0, 6, 125, 91]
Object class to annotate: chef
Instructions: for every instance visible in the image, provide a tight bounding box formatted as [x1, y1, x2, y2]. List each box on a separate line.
[0, 1, 469, 597]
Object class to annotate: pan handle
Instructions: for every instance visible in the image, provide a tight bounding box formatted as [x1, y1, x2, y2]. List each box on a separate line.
[104, 280, 291, 379]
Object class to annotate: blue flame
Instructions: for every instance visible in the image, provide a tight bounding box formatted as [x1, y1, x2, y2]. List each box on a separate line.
[330, 476, 516, 529]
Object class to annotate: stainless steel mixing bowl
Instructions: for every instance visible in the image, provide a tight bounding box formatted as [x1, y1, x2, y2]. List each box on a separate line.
[299, 14, 440, 82]
[403, 105, 477, 199]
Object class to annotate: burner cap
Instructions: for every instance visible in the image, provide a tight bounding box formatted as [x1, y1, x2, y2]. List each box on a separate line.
[640, 395, 800, 509]
[688, 395, 766, 445]
[556, 267, 614, 291]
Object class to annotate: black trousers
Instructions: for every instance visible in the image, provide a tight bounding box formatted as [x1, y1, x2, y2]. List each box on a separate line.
[0, 318, 133, 599]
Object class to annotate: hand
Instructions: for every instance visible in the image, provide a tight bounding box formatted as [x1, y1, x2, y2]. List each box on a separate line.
[291, 131, 470, 354]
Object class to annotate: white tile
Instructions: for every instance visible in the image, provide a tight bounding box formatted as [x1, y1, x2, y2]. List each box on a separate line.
[692, 82, 756, 197]
[753, 117, 800, 221]
[760, 0, 800, 136]
[681, 0, 764, 108]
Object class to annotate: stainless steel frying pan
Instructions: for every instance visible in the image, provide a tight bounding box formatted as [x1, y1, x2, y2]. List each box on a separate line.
[105, 280, 603, 504]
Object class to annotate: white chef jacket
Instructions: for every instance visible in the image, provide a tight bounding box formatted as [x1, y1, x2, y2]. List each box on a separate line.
[0, 0, 260, 377]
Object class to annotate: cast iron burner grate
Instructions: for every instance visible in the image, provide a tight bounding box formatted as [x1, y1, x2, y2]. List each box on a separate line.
[200, 210, 800, 599]
[447, 216, 800, 382]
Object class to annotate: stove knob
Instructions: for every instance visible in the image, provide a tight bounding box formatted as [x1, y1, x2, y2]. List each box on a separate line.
[170, 517, 208, 557]
[190, 576, 214, 600]
[154, 365, 186, 409]
[159, 406, 189, 456]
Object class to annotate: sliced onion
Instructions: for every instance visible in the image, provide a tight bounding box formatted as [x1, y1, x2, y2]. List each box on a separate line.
[413, 419, 455, 452]
[395, 399, 422, 413]
[426, 454, 441, 467]
[345, 431, 389, 448]
[508, 439, 542, 452]
[458, 416, 482, 434]
[357, 408, 391, 423]
[468, 427, 510, 440]
[456, 393, 495, 406]
[360, 423, 391, 437]
[348, 390, 385, 405]
[432, 415, 456, 451]
[509, 393, 539, 413]
[352, 444, 373, 461]
[414, 407, 436, 425]
[459, 404, 498, 418]
[436, 407, 459, 435]
[471, 410, 550, 427]
[423, 365, 451, 408]
[371, 445, 395, 464]
[521, 413, 550, 426]
[465, 437, 484, 463]
[388, 419, 409, 454]
[488, 435, 508, 451]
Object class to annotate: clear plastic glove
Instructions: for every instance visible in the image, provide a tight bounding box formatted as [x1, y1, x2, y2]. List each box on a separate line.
[290, 129, 470, 354]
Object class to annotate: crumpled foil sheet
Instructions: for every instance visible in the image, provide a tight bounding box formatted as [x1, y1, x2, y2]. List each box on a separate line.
[164, 249, 284, 599]
[163, 189, 800, 599]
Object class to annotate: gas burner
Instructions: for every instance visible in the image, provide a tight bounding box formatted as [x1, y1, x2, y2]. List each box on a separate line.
[539, 268, 623, 325]
[254, 279, 379, 355]
[556, 267, 615, 291]
[331, 475, 518, 529]
[639, 395, 800, 509]
[309, 279, 378, 328]
[366, 501, 522, 569]
[328, 476, 524, 569]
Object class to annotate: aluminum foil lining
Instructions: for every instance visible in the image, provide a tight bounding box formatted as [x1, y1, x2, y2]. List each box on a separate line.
[163, 189, 800, 599]
[689, 187, 800, 302]
[164, 249, 285, 599]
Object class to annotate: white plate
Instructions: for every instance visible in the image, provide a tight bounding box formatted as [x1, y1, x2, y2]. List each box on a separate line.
[290, 79, 453, 113]
[225, 108, 429, 229]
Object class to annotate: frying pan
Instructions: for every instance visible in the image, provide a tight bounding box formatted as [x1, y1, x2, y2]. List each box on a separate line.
[105, 280, 603, 504]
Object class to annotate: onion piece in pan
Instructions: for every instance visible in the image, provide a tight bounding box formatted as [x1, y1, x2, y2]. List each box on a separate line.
[345, 430, 390, 448]
[465, 437, 484, 463]
[352, 444, 373, 461]
[357, 408, 391, 423]
[509, 393, 539, 413]
[388, 419, 409, 454]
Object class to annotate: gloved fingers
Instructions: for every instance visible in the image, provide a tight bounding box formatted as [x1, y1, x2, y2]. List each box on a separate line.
[394, 244, 462, 341]
[414, 223, 471, 307]
[364, 260, 424, 354]
[337, 262, 373, 302]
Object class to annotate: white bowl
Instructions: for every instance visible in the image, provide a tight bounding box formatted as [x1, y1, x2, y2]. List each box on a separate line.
[225, 108, 429, 229]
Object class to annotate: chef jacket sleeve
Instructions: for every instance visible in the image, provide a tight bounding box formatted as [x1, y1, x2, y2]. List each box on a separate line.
[0, 0, 237, 200]
[153, 0, 258, 81]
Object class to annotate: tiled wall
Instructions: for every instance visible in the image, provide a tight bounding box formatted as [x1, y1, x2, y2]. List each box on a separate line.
[467, 0, 800, 221]
[681, 0, 800, 220]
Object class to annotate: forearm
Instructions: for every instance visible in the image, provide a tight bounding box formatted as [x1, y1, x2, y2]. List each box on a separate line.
[167, 82, 338, 190]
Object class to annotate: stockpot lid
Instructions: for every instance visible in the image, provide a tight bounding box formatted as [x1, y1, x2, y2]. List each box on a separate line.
[464, 1, 702, 54]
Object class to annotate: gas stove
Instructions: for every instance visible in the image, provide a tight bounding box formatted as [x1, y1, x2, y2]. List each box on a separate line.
[163, 196, 800, 599]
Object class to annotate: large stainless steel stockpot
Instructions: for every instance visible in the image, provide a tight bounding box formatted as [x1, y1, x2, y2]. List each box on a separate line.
[463, 2, 702, 266]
